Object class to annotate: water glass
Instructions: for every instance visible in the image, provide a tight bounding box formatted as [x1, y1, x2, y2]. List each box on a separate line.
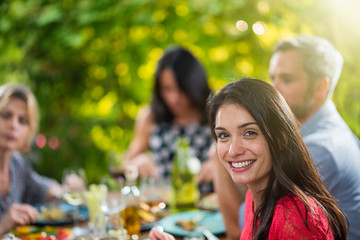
[62, 167, 88, 236]
[100, 196, 127, 239]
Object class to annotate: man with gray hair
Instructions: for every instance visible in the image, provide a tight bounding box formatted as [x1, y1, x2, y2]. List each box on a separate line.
[214, 35, 360, 240]
[269, 34, 360, 239]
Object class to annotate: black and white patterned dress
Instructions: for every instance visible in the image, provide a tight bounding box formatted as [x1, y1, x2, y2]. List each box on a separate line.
[149, 121, 212, 178]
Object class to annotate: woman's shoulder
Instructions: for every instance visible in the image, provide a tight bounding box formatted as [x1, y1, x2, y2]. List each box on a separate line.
[137, 105, 153, 121]
[275, 194, 322, 215]
[10, 151, 27, 168]
[269, 194, 334, 239]
[135, 106, 154, 128]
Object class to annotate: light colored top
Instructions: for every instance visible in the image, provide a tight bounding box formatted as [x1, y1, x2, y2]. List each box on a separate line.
[0, 152, 56, 219]
[301, 100, 360, 240]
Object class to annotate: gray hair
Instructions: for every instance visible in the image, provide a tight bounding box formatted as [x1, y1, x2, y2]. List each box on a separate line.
[274, 34, 343, 98]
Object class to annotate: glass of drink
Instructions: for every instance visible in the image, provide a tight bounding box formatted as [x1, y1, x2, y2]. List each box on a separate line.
[86, 184, 108, 236]
[100, 196, 127, 239]
[108, 151, 126, 185]
[140, 177, 168, 214]
[62, 167, 88, 236]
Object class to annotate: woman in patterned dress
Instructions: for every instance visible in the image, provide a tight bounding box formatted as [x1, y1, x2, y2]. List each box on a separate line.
[124, 46, 214, 185]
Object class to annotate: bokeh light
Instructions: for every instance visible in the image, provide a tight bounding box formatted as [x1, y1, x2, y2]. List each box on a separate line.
[115, 63, 129, 77]
[36, 134, 46, 149]
[257, 1, 270, 13]
[48, 136, 59, 150]
[236, 20, 249, 31]
[252, 21, 266, 35]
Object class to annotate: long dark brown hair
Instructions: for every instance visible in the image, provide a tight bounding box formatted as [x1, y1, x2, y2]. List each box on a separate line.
[151, 46, 210, 124]
[207, 78, 347, 239]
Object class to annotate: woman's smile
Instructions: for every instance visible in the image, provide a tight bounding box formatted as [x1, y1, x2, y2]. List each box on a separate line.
[229, 160, 256, 170]
[214, 103, 272, 190]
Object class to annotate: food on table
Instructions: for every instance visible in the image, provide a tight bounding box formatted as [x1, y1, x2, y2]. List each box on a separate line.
[196, 193, 219, 211]
[138, 208, 156, 224]
[36, 206, 71, 221]
[11, 226, 71, 240]
[138, 199, 169, 226]
[175, 219, 197, 231]
[175, 212, 206, 232]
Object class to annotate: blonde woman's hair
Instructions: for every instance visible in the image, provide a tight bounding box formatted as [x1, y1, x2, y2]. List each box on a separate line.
[0, 83, 39, 147]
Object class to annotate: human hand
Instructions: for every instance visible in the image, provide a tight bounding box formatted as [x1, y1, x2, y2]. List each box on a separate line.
[0, 203, 38, 235]
[149, 226, 175, 240]
[124, 153, 158, 178]
[62, 168, 87, 192]
[197, 143, 218, 183]
[197, 159, 215, 183]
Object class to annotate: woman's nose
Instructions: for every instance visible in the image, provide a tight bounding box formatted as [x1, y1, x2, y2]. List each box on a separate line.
[169, 90, 181, 103]
[228, 138, 245, 157]
[9, 117, 19, 129]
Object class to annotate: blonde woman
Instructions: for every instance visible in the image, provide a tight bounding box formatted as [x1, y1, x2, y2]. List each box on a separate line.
[0, 83, 62, 234]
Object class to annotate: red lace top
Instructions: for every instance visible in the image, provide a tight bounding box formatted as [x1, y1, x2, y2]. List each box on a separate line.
[240, 190, 334, 240]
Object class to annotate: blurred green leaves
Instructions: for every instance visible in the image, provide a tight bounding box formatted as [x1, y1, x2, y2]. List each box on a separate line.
[1, 0, 359, 183]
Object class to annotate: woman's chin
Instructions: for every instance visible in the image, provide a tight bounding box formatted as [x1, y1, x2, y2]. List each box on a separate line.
[231, 174, 249, 185]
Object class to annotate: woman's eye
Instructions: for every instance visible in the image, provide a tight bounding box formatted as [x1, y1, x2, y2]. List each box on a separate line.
[0, 113, 10, 119]
[19, 117, 29, 125]
[217, 132, 229, 140]
[244, 130, 257, 137]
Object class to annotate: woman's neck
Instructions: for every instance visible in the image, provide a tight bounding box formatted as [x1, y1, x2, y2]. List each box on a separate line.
[249, 188, 262, 211]
[247, 175, 269, 211]
[0, 150, 12, 198]
[0, 150, 12, 172]
[173, 108, 201, 126]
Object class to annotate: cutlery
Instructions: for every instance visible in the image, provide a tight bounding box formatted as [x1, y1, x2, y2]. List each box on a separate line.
[199, 227, 219, 240]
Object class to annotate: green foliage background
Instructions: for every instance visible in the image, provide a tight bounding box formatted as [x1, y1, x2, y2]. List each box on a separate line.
[1, 0, 359, 183]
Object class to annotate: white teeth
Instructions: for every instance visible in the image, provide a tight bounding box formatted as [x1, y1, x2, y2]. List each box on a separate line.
[231, 160, 255, 168]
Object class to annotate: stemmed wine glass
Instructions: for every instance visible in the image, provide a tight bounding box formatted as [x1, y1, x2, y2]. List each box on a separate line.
[108, 151, 126, 184]
[62, 167, 88, 236]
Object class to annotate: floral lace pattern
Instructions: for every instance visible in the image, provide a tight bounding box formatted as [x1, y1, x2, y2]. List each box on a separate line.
[240, 191, 334, 240]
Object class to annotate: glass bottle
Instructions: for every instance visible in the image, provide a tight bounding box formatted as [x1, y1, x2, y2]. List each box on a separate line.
[171, 137, 200, 213]
[121, 165, 141, 240]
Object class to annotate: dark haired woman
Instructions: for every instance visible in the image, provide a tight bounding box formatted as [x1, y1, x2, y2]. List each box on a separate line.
[150, 78, 347, 240]
[124, 47, 213, 183]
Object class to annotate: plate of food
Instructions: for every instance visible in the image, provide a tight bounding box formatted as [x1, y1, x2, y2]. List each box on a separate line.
[196, 193, 219, 211]
[158, 210, 224, 236]
[11, 226, 71, 240]
[139, 199, 170, 231]
[34, 202, 89, 226]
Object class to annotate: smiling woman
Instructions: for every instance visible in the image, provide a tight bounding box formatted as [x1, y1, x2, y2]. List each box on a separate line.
[214, 103, 272, 193]
[206, 78, 348, 240]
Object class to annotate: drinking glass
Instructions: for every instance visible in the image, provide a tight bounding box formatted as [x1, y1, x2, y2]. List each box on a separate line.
[140, 177, 168, 214]
[62, 167, 88, 236]
[108, 151, 126, 185]
[86, 184, 108, 236]
[100, 195, 127, 239]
